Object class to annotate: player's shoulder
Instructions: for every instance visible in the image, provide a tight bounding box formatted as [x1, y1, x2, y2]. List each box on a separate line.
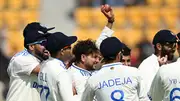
[67, 65, 83, 80]
[68, 63, 83, 74]
[92, 64, 138, 76]
[45, 58, 60, 65]
[120, 65, 140, 76]
[140, 54, 156, 64]
[43, 57, 66, 71]
[153, 62, 178, 80]
[138, 54, 157, 69]
[159, 61, 178, 74]
[10, 49, 38, 65]
[110, 64, 139, 73]
[99, 63, 138, 73]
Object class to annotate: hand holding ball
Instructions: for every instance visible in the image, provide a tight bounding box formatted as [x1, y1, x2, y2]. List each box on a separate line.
[104, 4, 111, 12]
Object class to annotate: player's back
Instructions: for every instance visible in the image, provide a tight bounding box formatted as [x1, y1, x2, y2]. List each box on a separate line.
[6, 49, 41, 101]
[38, 57, 74, 101]
[86, 62, 148, 101]
[150, 59, 180, 101]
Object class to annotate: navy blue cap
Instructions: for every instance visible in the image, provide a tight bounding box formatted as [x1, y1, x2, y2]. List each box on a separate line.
[152, 29, 177, 45]
[46, 32, 77, 53]
[100, 37, 123, 59]
[177, 32, 180, 40]
[122, 43, 127, 48]
[23, 22, 54, 37]
[23, 22, 54, 47]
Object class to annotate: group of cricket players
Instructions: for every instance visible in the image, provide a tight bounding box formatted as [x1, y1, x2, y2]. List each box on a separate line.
[4, 4, 180, 101]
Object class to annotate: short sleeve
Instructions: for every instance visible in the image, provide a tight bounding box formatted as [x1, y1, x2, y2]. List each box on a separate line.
[96, 26, 114, 49]
[12, 56, 39, 76]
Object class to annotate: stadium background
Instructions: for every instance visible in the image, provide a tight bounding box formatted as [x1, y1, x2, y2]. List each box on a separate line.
[0, 0, 180, 100]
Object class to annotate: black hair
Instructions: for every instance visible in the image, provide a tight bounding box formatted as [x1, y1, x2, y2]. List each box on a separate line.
[122, 45, 131, 56]
[72, 39, 99, 63]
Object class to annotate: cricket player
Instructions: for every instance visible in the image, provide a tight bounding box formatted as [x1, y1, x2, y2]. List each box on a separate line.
[121, 43, 131, 66]
[38, 32, 77, 101]
[81, 37, 149, 101]
[138, 30, 177, 94]
[148, 33, 180, 101]
[6, 22, 54, 101]
[68, 39, 100, 96]
[67, 4, 115, 98]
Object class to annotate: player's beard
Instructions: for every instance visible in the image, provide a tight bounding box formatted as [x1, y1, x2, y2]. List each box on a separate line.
[85, 62, 95, 71]
[161, 47, 175, 61]
[35, 48, 49, 61]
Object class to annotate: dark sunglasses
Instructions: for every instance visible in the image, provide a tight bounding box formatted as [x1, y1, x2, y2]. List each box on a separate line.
[27, 39, 47, 46]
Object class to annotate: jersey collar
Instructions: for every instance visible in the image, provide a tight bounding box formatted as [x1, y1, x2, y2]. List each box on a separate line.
[71, 63, 92, 75]
[48, 57, 67, 69]
[102, 62, 122, 68]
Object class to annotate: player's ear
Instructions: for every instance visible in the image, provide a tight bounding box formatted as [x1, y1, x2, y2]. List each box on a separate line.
[156, 43, 162, 51]
[28, 45, 35, 51]
[60, 49, 64, 55]
[116, 51, 122, 62]
[81, 54, 86, 63]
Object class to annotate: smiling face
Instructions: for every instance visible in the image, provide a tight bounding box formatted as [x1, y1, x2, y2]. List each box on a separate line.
[121, 44, 131, 66]
[28, 40, 50, 61]
[81, 52, 101, 71]
[33, 44, 50, 60]
[160, 42, 176, 61]
[121, 55, 131, 66]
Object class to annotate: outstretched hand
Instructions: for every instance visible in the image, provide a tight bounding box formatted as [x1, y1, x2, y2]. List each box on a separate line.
[101, 4, 114, 23]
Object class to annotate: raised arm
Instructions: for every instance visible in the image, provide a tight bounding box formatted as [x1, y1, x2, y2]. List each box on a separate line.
[96, 4, 115, 49]
[101, 4, 114, 29]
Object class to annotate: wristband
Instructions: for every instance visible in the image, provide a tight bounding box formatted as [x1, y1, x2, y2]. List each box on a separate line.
[108, 18, 114, 23]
